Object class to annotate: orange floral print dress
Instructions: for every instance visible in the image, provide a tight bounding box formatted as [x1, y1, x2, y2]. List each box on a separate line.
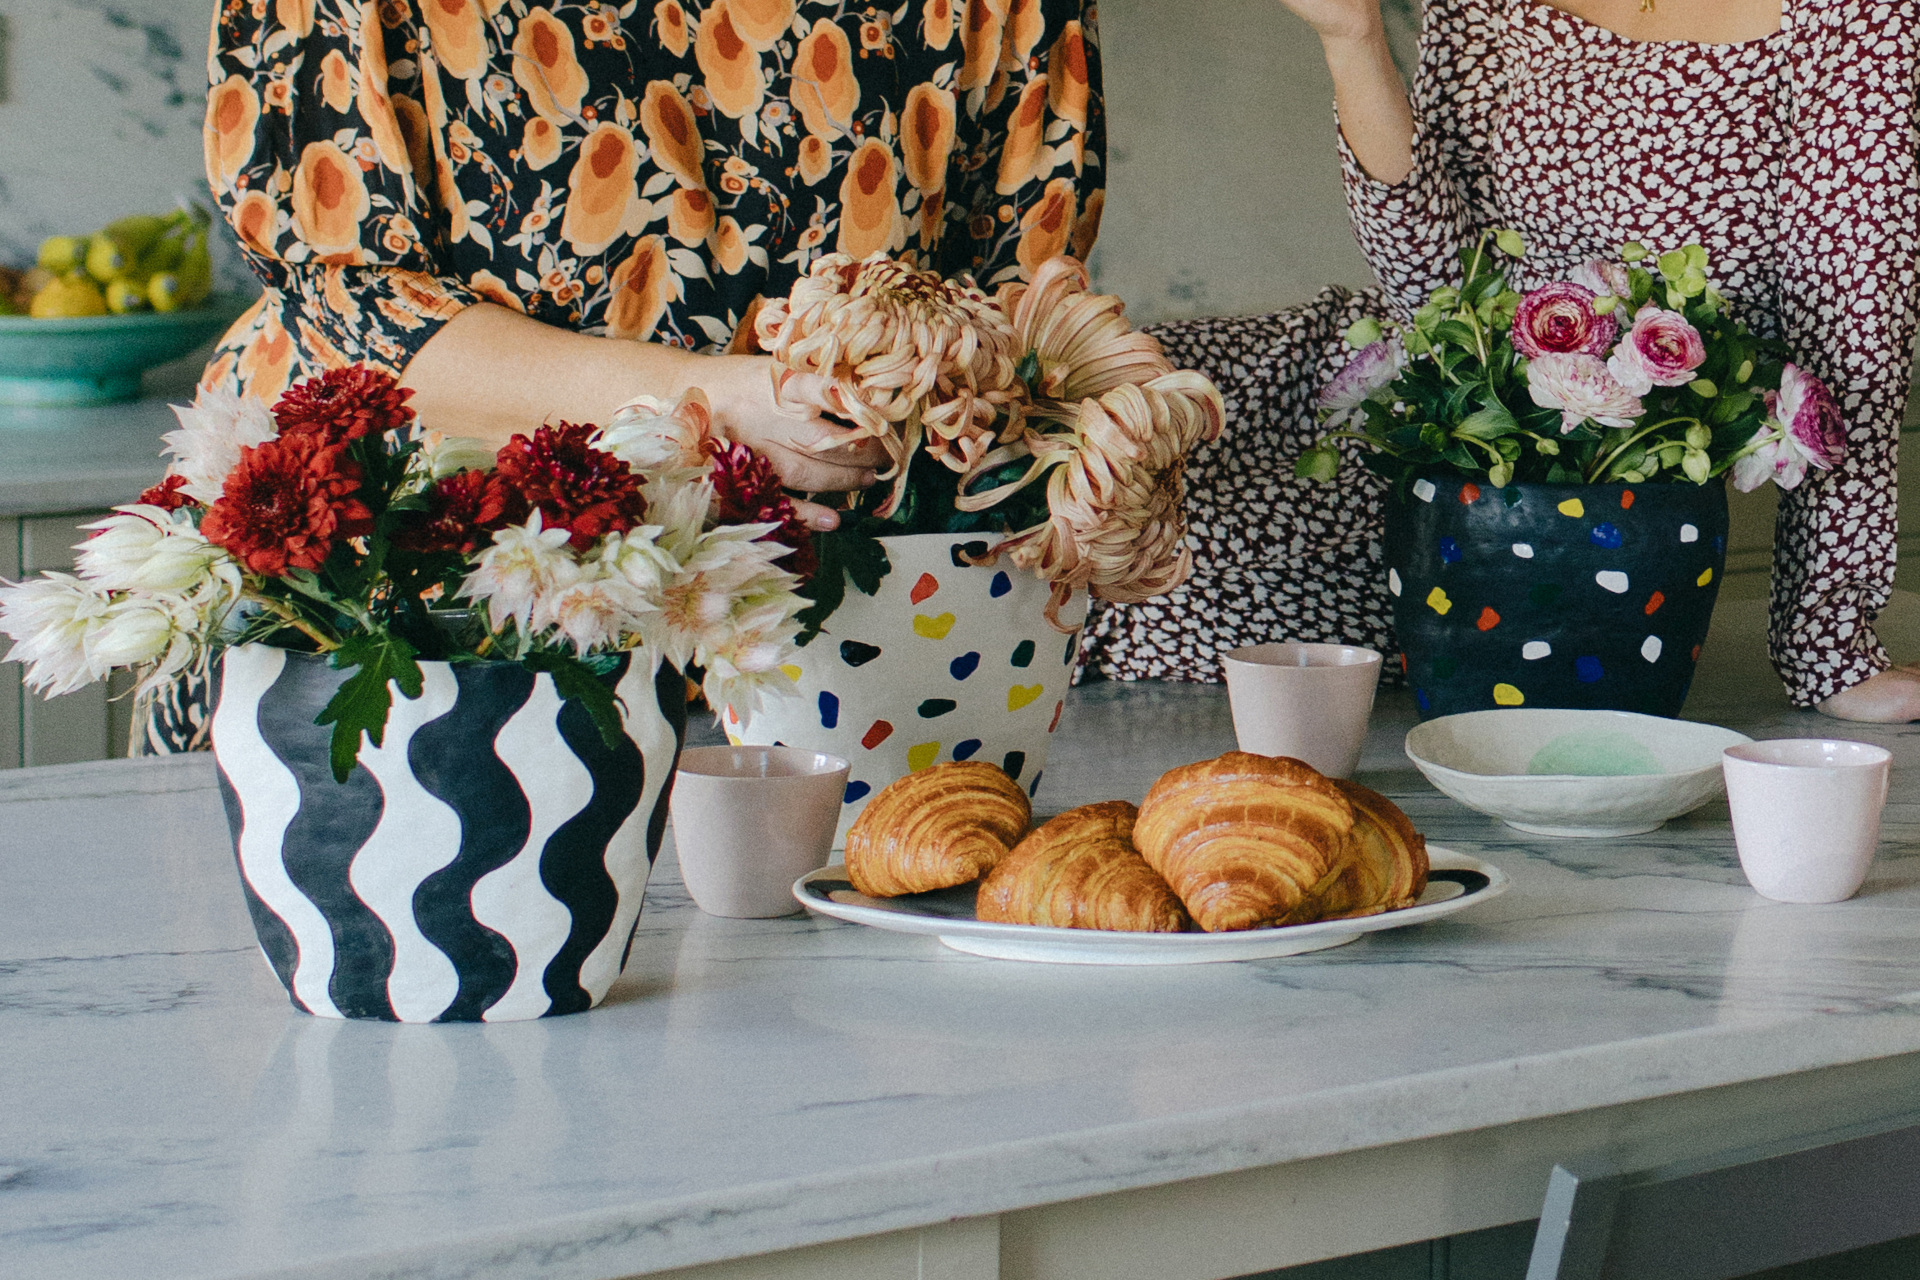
[200, 0, 1106, 402]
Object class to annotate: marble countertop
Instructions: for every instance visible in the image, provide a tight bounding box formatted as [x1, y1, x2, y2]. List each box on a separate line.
[6, 684, 1920, 1280]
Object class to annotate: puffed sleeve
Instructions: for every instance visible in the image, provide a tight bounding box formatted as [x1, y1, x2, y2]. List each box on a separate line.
[1340, 0, 1505, 319]
[938, 0, 1107, 286]
[1764, 0, 1920, 703]
[206, 0, 478, 378]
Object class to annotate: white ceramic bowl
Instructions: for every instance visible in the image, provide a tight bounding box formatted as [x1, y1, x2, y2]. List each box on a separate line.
[1404, 708, 1753, 837]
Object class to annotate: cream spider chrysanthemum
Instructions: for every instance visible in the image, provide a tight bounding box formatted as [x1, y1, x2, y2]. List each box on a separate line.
[754, 252, 1023, 514]
[998, 255, 1173, 409]
[990, 372, 1225, 628]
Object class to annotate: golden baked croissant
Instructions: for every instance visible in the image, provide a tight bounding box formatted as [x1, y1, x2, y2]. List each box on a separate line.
[845, 761, 1032, 897]
[1133, 752, 1357, 932]
[975, 802, 1192, 932]
[1283, 779, 1429, 924]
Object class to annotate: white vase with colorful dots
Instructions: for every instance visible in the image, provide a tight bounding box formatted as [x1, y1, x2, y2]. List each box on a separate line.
[726, 534, 1087, 847]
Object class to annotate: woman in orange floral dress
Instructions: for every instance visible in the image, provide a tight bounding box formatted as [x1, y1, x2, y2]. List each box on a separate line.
[153, 0, 1105, 751]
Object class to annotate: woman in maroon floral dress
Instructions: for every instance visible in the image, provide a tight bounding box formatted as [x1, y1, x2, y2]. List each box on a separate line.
[1082, 0, 1920, 721]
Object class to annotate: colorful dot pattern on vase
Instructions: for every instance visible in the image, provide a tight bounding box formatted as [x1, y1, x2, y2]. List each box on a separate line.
[1389, 479, 1727, 720]
[840, 640, 881, 667]
[780, 664, 803, 683]
[731, 537, 1090, 845]
[1414, 479, 1437, 502]
[1493, 683, 1525, 705]
[1008, 684, 1045, 711]
[1003, 750, 1026, 780]
[913, 612, 957, 639]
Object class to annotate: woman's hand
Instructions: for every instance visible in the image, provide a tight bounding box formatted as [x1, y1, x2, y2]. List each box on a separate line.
[1272, 0, 1386, 43]
[677, 354, 889, 531]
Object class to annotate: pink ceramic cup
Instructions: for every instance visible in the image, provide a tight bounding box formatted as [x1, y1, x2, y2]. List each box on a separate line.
[1221, 643, 1383, 779]
[1722, 739, 1891, 904]
[670, 746, 851, 918]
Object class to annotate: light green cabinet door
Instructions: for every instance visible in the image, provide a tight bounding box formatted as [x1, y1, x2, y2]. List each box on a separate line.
[15, 512, 130, 768]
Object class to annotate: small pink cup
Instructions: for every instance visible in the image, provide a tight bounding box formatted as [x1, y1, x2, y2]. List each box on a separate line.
[1221, 643, 1383, 778]
[670, 746, 850, 918]
[1722, 739, 1891, 903]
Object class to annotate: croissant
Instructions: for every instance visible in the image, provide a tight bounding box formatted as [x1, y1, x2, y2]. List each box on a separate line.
[1283, 779, 1429, 924]
[976, 802, 1192, 932]
[1133, 752, 1357, 932]
[845, 761, 1032, 897]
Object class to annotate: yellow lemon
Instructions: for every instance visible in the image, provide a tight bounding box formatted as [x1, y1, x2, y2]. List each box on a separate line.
[1426, 586, 1452, 616]
[1557, 498, 1585, 518]
[1493, 683, 1525, 706]
[912, 612, 957, 639]
[1008, 683, 1045, 711]
[906, 741, 941, 771]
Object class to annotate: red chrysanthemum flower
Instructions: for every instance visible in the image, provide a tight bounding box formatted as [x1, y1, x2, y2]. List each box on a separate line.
[137, 474, 199, 511]
[708, 440, 817, 580]
[201, 433, 374, 577]
[492, 422, 646, 550]
[273, 365, 415, 443]
[392, 469, 530, 555]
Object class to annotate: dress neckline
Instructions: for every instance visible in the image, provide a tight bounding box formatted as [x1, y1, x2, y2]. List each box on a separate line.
[1517, 0, 1793, 52]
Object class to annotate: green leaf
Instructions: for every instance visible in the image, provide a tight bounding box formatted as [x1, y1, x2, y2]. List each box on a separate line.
[1016, 349, 1041, 387]
[1455, 402, 1518, 440]
[524, 650, 626, 752]
[1495, 228, 1526, 258]
[794, 520, 894, 644]
[314, 631, 424, 783]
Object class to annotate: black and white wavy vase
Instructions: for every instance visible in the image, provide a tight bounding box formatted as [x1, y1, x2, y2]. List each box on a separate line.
[210, 643, 685, 1023]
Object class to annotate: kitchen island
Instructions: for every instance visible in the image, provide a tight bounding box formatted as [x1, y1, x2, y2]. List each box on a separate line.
[5, 680, 1920, 1280]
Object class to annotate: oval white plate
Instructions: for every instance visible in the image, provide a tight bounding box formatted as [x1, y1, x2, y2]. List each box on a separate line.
[792, 846, 1507, 965]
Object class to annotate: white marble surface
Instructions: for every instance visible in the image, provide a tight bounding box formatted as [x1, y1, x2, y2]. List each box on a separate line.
[6, 686, 1920, 1280]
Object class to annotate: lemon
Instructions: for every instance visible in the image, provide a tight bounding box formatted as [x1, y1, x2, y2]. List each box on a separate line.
[30, 273, 110, 318]
[37, 235, 85, 274]
[105, 276, 152, 314]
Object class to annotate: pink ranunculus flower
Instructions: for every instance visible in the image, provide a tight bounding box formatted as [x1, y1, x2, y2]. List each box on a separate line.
[1607, 305, 1707, 396]
[1526, 353, 1645, 433]
[1568, 259, 1632, 301]
[1731, 364, 1847, 492]
[1317, 339, 1404, 427]
[1511, 282, 1613, 360]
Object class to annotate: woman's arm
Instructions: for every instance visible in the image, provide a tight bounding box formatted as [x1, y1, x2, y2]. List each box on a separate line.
[1311, 18, 1417, 185]
[398, 304, 886, 504]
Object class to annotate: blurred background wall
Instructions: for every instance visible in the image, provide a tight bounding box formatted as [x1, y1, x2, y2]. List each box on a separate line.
[0, 0, 1418, 319]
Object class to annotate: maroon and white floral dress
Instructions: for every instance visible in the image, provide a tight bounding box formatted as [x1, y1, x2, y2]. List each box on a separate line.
[1083, 0, 1920, 707]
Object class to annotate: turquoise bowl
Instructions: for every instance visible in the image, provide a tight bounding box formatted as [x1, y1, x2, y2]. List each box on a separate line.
[0, 292, 255, 407]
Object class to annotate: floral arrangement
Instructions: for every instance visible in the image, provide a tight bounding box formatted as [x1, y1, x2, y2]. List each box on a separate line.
[0, 367, 808, 780]
[1296, 233, 1843, 493]
[657, 251, 1223, 634]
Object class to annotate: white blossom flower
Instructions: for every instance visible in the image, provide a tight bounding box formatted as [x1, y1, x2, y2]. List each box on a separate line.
[1318, 340, 1404, 427]
[536, 563, 656, 654]
[698, 595, 804, 717]
[423, 434, 500, 479]
[1526, 353, 1645, 432]
[77, 505, 232, 596]
[597, 389, 714, 473]
[0, 573, 114, 695]
[91, 595, 201, 696]
[460, 512, 577, 638]
[161, 388, 277, 503]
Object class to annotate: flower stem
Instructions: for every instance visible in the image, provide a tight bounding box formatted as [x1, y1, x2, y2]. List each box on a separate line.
[245, 594, 341, 652]
[1584, 416, 1701, 483]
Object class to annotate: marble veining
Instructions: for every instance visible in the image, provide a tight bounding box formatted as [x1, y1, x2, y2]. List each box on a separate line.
[5, 684, 1920, 1279]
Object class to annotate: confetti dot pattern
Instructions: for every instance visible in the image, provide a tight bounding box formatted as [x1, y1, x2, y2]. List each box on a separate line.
[730, 535, 1088, 847]
[1387, 480, 1728, 719]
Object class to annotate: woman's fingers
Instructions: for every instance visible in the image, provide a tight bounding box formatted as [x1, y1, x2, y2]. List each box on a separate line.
[791, 499, 844, 531]
[761, 439, 879, 492]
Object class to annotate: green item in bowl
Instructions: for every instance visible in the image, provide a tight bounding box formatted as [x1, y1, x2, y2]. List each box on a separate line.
[0, 292, 255, 408]
[1527, 730, 1665, 777]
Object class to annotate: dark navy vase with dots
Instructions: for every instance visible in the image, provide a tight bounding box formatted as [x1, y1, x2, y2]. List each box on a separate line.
[1384, 477, 1729, 719]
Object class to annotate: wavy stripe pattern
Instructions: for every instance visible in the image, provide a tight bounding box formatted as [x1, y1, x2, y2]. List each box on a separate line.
[212, 644, 341, 1019]
[212, 646, 681, 1022]
[350, 662, 463, 1023]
